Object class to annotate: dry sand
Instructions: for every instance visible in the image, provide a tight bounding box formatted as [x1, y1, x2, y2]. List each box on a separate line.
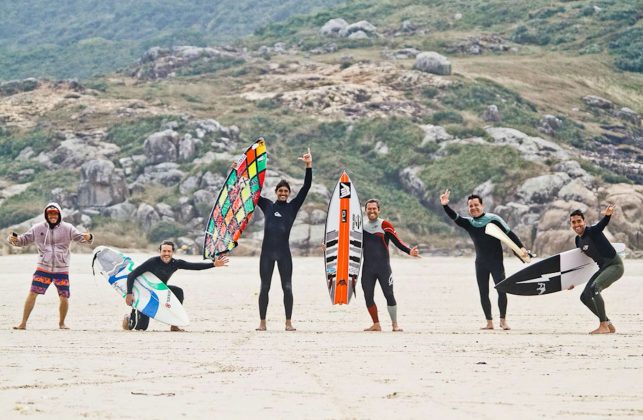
[1, 253, 642, 419]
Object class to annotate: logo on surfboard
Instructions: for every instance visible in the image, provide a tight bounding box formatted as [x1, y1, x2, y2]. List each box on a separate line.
[339, 182, 351, 198]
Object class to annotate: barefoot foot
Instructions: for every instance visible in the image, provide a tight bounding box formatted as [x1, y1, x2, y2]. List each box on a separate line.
[589, 326, 611, 334]
[59, 324, 69, 330]
[608, 322, 616, 333]
[499, 319, 511, 330]
[364, 324, 382, 331]
[255, 321, 267, 331]
[12, 324, 26, 330]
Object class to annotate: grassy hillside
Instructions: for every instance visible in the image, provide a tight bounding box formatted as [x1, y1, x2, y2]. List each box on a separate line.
[0, 0, 345, 80]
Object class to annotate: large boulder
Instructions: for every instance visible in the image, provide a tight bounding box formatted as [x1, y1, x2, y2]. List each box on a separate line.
[582, 95, 613, 109]
[340, 20, 377, 38]
[517, 173, 571, 204]
[320, 18, 349, 37]
[600, 183, 643, 248]
[485, 127, 570, 161]
[532, 200, 598, 255]
[414, 52, 452, 76]
[136, 203, 160, 232]
[77, 159, 128, 207]
[101, 201, 137, 221]
[144, 130, 180, 164]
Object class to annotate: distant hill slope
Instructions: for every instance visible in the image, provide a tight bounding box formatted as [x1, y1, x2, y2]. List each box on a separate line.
[0, 0, 345, 80]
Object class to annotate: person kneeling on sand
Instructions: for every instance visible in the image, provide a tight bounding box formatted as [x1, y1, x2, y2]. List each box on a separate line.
[8, 203, 93, 330]
[123, 240, 228, 332]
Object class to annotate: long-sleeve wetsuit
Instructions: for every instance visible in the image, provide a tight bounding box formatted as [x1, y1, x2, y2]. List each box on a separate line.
[575, 215, 624, 322]
[443, 204, 525, 320]
[362, 218, 411, 324]
[126, 256, 213, 330]
[257, 167, 312, 320]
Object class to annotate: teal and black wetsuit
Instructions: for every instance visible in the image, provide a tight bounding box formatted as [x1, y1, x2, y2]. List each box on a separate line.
[443, 204, 525, 320]
[126, 257, 213, 330]
[576, 215, 624, 322]
[257, 168, 311, 321]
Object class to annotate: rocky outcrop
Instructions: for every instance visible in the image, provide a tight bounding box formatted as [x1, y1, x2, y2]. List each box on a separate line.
[0, 78, 39, 96]
[481, 105, 500, 122]
[77, 159, 128, 207]
[414, 52, 452, 75]
[582, 95, 613, 109]
[320, 19, 377, 39]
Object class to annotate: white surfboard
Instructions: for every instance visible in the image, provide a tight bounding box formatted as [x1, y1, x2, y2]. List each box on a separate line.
[92, 246, 189, 326]
[496, 243, 626, 296]
[485, 223, 530, 263]
[324, 171, 363, 304]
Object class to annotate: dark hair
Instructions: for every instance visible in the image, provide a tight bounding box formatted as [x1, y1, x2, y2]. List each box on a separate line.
[275, 179, 291, 192]
[467, 194, 483, 204]
[364, 198, 380, 211]
[570, 209, 585, 220]
[159, 240, 176, 251]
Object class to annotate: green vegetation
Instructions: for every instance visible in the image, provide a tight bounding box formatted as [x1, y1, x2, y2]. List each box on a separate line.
[148, 221, 189, 242]
[106, 115, 183, 156]
[0, 170, 77, 228]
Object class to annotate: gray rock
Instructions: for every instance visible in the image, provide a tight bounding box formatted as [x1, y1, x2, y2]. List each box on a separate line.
[101, 201, 137, 220]
[193, 190, 216, 211]
[400, 20, 417, 33]
[485, 127, 569, 161]
[178, 202, 196, 223]
[399, 166, 426, 198]
[374, 141, 389, 155]
[419, 124, 453, 145]
[481, 105, 500, 122]
[155, 203, 174, 218]
[320, 18, 349, 37]
[51, 188, 78, 210]
[616, 107, 640, 125]
[137, 163, 185, 186]
[144, 129, 180, 164]
[309, 209, 326, 225]
[347, 30, 369, 40]
[200, 172, 225, 189]
[310, 43, 338, 55]
[557, 179, 597, 205]
[16, 147, 35, 161]
[582, 95, 613, 109]
[517, 173, 571, 204]
[414, 52, 452, 75]
[340, 20, 377, 38]
[392, 48, 420, 59]
[136, 203, 160, 232]
[178, 135, 196, 162]
[0, 78, 39, 96]
[180, 175, 201, 195]
[78, 159, 128, 207]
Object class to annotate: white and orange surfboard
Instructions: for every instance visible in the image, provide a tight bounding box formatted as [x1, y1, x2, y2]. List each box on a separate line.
[324, 171, 363, 304]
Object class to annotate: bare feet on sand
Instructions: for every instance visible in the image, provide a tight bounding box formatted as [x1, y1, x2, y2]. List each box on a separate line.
[256, 321, 267, 331]
[13, 324, 26, 330]
[608, 322, 616, 333]
[480, 321, 494, 330]
[364, 323, 382, 331]
[285, 321, 296, 331]
[590, 322, 612, 334]
[59, 324, 70, 330]
[392, 323, 403, 332]
[122, 315, 129, 330]
[170, 326, 185, 332]
[499, 319, 511, 330]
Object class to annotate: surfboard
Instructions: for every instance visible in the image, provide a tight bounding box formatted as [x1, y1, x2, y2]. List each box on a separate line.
[324, 171, 363, 304]
[203, 137, 267, 258]
[485, 223, 531, 263]
[495, 243, 626, 296]
[92, 246, 189, 326]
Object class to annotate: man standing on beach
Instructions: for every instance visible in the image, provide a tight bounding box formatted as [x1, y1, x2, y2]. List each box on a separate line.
[255, 149, 312, 332]
[362, 199, 419, 332]
[8, 202, 93, 330]
[440, 190, 528, 330]
[569, 204, 624, 334]
[124, 240, 228, 331]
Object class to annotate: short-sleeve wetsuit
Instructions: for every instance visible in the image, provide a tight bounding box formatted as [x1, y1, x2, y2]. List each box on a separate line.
[257, 167, 312, 320]
[575, 215, 624, 322]
[362, 218, 412, 324]
[443, 204, 525, 321]
[126, 257, 213, 330]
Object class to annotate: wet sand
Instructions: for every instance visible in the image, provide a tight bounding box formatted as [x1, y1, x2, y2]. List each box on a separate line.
[1, 253, 642, 419]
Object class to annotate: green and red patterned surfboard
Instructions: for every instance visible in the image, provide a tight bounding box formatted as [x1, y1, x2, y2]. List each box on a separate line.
[203, 137, 267, 258]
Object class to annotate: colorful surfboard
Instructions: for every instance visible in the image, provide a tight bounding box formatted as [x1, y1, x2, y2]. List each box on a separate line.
[204, 137, 267, 258]
[495, 243, 626, 296]
[91, 246, 189, 326]
[324, 171, 363, 304]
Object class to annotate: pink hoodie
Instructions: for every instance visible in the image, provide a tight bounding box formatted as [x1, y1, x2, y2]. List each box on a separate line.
[14, 202, 93, 273]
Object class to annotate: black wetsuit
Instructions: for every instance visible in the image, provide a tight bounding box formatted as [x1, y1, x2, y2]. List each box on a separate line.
[443, 204, 525, 321]
[576, 215, 624, 322]
[362, 218, 411, 323]
[257, 168, 312, 320]
[126, 257, 213, 330]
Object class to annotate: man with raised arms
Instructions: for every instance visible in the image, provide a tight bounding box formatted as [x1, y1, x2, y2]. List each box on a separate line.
[362, 199, 420, 332]
[440, 189, 528, 330]
[124, 240, 228, 331]
[255, 148, 312, 332]
[9, 202, 93, 330]
[569, 204, 624, 334]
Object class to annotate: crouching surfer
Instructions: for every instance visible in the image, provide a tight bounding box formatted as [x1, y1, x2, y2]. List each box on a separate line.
[440, 189, 529, 330]
[568, 204, 624, 334]
[8, 203, 93, 330]
[361, 199, 420, 332]
[124, 240, 228, 331]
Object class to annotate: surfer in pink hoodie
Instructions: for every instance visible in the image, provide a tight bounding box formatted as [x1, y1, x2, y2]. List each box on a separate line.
[8, 203, 93, 330]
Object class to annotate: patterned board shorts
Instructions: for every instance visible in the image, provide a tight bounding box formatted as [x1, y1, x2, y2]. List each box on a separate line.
[30, 270, 70, 298]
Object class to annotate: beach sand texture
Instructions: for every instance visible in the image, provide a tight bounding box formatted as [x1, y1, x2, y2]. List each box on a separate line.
[1, 253, 642, 419]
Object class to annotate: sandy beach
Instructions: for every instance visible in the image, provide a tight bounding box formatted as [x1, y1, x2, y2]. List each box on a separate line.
[1, 252, 642, 419]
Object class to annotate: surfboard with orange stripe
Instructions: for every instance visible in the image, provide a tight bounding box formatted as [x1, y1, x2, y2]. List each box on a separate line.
[324, 171, 363, 304]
